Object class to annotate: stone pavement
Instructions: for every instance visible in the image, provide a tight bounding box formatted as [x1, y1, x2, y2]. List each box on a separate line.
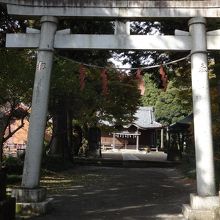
[30, 152, 196, 220]
[74, 150, 174, 168]
[101, 150, 168, 162]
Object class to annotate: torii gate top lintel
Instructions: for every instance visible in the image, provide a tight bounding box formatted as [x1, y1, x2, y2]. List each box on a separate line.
[1, 0, 220, 18]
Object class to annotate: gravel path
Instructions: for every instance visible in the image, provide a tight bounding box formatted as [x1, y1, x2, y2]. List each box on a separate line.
[32, 165, 196, 220]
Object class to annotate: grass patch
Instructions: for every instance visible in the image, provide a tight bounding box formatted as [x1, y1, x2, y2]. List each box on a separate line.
[179, 155, 220, 191]
[40, 166, 107, 195]
[178, 155, 196, 179]
[42, 155, 75, 172]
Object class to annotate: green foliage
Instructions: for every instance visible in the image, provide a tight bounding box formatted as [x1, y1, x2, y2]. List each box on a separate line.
[47, 55, 141, 157]
[48, 19, 141, 133]
[155, 81, 192, 125]
[50, 56, 141, 127]
[0, 49, 35, 105]
[57, 19, 114, 67]
[114, 20, 189, 72]
[7, 174, 22, 184]
[141, 62, 192, 126]
[209, 59, 220, 152]
[2, 156, 23, 175]
[141, 74, 160, 107]
[0, 5, 26, 47]
[0, 48, 35, 157]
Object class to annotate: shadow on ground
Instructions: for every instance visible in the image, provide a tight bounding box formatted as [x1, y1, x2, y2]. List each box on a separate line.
[32, 165, 195, 220]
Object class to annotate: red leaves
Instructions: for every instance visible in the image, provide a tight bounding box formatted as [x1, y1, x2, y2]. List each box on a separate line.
[100, 69, 108, 96]
[135, 68, 145, 95]
[159, 65, 168, 91]
[79, 64, 168, 94]
[136, 68, 142, 80]
[79, 64, 86, 91]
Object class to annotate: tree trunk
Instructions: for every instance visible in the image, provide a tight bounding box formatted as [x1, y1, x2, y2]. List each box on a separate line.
[88, 127, 101, 157]
[0, 116, 9, 168]
[66, 110, 74, 161]
[50, 98, 72, 160]
[72, 125, 82, 156]
[50, 114, 60, 155]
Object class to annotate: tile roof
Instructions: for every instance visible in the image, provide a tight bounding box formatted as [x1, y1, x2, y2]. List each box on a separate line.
[131, 107, 162, 129]
[100, 107, 162, 129]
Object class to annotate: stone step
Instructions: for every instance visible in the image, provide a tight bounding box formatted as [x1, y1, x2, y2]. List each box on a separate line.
[183, 204, 220, 220]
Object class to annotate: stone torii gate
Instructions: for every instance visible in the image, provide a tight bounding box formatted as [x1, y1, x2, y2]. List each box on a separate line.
[1, 0, 220, 219]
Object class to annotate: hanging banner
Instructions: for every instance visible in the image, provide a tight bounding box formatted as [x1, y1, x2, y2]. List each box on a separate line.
[100, 69, 109, 95]
[136, 68, 145, 95]
[79, 64, 86, 91]
[159, 65, 168, 91]
[136, 68, 142, 80]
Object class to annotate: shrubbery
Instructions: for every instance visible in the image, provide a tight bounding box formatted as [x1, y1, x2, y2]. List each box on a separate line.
[2, 156, 23, 175]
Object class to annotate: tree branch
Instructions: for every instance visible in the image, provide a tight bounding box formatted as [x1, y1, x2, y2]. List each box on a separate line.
[3, 118, 25, 142]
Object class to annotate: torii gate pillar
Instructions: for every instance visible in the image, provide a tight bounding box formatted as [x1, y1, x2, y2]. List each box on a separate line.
[183, 17, 220, 219]
[190, 17, 216, 197]
[11, 16, 58, 216]
[22, 16, 58, 188]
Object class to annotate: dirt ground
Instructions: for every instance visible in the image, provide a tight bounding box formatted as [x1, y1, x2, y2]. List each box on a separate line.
[31, 165, 196, 220]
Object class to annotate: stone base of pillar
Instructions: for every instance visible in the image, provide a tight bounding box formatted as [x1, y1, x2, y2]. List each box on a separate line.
[11, 187, 52, 217]
[183, 193, 220, 220]
[16, 198, 53, 217]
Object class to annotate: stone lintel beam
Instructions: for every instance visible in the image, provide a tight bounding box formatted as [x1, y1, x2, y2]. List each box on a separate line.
[7, 34, 191, 51]
[0, 0, 220, 18]
[6, 33, 220, 51]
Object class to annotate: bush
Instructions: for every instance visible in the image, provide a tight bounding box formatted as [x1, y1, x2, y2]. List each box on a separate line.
[7, 174, 22, 184]
[42, 155, 74, 172]
[2, 157, 23, 175]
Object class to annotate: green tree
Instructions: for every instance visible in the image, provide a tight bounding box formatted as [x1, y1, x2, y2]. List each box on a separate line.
[155, 83, 192, 126]
[0, 6, 32, 164]
[0, 49, 35, 162]
[42, 18, 142, 158]
[47, 56, 141, 158]
[210, 58, 220, 153]
[141, 74, 160, 107]
[141, 62, 192, 126]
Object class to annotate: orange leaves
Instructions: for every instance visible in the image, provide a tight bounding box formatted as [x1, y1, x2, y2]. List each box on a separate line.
[159, 65, 168, 91]
[100, 69, 108, 96]
[79, 64, 86, 91]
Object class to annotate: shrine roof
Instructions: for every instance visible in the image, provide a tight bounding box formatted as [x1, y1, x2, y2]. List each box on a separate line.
[132, 107, 162, 130]
[100, 107, 162, 130]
